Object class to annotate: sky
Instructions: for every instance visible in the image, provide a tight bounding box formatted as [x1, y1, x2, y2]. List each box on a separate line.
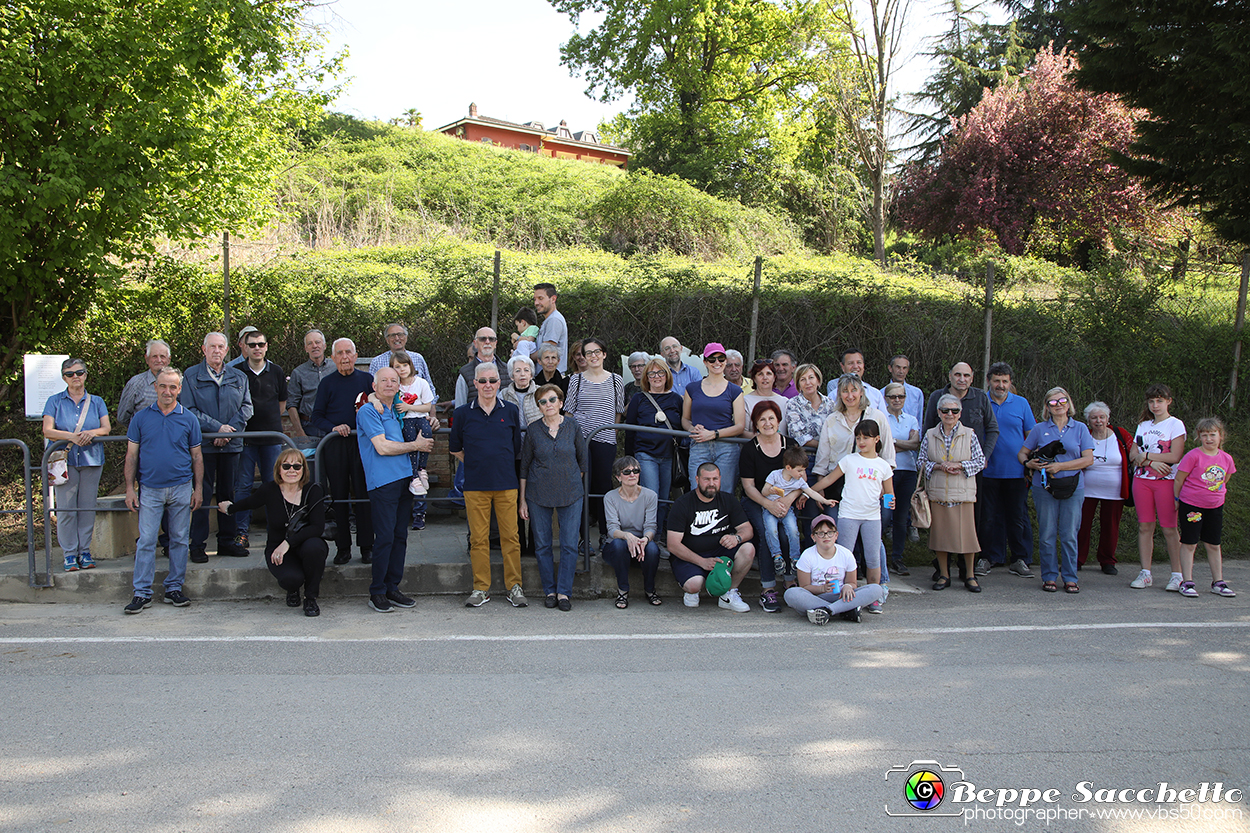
[309, 0, 961, 134]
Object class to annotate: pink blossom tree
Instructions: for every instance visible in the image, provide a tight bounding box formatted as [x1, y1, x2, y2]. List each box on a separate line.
[896, 46, 1158, 262]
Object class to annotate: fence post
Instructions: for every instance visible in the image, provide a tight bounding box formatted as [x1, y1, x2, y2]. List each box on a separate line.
[981, 261, 995, 385]
[222, 231, 232, 345]
[1231, 249, 1249, 411]
[490, 250, 501, 333]
[748, 256, 762, 363]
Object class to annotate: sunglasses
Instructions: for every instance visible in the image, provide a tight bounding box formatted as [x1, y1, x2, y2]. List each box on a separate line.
[1047, 398, 1068, 407]
[705, 355, 727, 364]
[885, 394, 906, 400]
[619, 468, 641, 476]
[477, 378, 500, 385]
[281, 462, 303, 471]
[63, 369, 86, 377]
[246, 341, 266, 348]
[939, 408, 961, 415]
[537, 395, 560, 405]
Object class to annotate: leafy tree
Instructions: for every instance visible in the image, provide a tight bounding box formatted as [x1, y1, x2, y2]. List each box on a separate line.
[0, 0, 334, 381]
[896, 47, 1158, 264]
[550, 0, 823, 203]
[1061, 0, 1250, 247]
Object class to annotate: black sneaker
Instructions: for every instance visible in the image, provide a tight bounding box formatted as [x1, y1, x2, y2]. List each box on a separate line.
[123, 595, 151, 614]
[411, 517, 426, 531]
[360, 549, 373, 565]
[286, 590, 301, 607]
[190, 548, 209, 564]
[333, 550, 351, 565]
[163, 589, 191, 607]
[303, 598, 320, 617]
[385, 588, 416, 608]
[1101, 563, 1119, 576]
[839, 607, 862, 623]
[219, 540, 249, 558]
[368, 594, 393, 612]
[890, 559, 910, 577]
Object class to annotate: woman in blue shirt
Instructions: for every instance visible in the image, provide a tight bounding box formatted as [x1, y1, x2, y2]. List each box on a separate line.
[42, 358, 111, 571]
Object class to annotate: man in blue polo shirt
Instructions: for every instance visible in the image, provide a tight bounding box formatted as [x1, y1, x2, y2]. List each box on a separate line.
[312, 338, 375, 565]
[978, 362, 1036, 578]
[449, 361, 526, 609]
[123, 368, 204, 613]
[357, 367, 434, 613]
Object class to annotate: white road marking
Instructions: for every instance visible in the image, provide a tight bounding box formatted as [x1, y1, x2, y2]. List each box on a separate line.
[0, 620, 1247, 644]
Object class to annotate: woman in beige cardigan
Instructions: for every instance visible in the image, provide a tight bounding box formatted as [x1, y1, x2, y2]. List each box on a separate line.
[918, 394, 987, 592]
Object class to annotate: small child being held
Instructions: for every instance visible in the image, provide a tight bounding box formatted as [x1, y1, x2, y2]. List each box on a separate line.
[366, 352, 438, 496]
[761, 445, 834, 577]
[1173, 417, 1236, 597]
[510, 307, 540, 358]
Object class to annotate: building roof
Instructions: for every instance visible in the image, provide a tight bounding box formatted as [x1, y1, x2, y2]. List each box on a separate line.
[434, 104, 630, 156]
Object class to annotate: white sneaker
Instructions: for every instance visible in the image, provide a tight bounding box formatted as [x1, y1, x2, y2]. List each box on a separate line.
[1130, 569, 1153, 589]
[718, 588, 750, 613]
[408, 477, 421, 496]
[1165, 574, 1183, 592]
[683, 592, 699, 608]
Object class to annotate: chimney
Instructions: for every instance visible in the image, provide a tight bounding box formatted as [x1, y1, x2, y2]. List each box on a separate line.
[468, 102, 478, 118]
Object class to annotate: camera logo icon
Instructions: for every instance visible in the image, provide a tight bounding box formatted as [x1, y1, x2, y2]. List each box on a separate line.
[885, 760, 964, 818]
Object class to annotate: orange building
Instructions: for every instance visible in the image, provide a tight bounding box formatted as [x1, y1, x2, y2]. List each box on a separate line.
[435, 103, 630, 168]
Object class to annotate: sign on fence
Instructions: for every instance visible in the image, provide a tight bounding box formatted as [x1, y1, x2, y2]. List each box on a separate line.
[24, 354, 69, 420]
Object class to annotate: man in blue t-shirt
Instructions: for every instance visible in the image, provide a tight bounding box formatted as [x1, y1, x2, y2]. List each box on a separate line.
[356, 367, 434, 614]
[123, 368, 203, 614]
[978, 362, 1036, 577]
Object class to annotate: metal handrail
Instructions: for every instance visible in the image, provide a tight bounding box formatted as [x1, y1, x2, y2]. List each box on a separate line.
[41, 431, 300, 574]
[0, 440, 39, 587]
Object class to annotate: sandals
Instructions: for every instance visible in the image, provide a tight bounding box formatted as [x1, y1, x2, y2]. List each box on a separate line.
[1064, 583, 1080, 594]
[1042, 581, 1058, 592]
[932, 576, 951, 591]
[615, 590, 629, 609]
[964, 578, 982, 593]
[646, 591, 663, 606]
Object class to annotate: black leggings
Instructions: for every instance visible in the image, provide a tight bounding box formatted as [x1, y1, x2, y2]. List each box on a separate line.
[587, 440, 617, 537]
[266, 538, 329, 599]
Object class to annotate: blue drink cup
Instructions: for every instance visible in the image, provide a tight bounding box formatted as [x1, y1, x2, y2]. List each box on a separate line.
[830, 579, 842, 595]
[882, 493, 895, 510]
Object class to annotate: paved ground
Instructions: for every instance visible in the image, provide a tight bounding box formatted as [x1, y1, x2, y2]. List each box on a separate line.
[2, 560, 1248, 832]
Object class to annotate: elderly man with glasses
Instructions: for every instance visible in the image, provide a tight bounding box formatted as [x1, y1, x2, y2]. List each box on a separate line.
[369, 322, 437, 399]
[449, 361, 527, 609]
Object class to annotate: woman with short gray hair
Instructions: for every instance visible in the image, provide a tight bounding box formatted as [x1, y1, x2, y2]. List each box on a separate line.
[1076, 401, 1133, 574]
[919, 393, 986, 592]
[624, 351, 649, 402]
[42, 358, 111, 571]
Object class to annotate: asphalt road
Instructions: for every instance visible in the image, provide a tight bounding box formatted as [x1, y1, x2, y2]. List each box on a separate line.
[2, 566, 1248, 833]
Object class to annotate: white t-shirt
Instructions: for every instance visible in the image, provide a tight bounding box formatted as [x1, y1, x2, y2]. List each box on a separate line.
[1134, 416, 1185, 481]
[836, 452, 893, 520]
[764, 468, 806, 500]
[397, 378, 434, 420]
[1084, 433, 1124, 501]
[796, 543, 857, 585]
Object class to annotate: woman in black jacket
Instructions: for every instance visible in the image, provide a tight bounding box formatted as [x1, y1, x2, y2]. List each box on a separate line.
[220, 448, 327, 616]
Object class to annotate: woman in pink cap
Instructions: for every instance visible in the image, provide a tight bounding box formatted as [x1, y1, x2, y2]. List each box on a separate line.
[681, 342, 746, 492]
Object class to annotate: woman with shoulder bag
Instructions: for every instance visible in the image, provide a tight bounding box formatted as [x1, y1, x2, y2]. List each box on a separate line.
[219, 448, 328, 616]
[918, 394, 986, 593]
[624, 357, 683, 535]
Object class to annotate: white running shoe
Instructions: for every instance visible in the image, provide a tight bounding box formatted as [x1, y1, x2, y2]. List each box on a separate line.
[1165, 574, 1183, 592]
[683, 592, 699, 608]
[1130, 569, 1153, 589]
[718, 588, 750, 613]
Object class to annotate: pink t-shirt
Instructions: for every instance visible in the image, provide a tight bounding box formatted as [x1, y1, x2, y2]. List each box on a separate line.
[1176, 448, 1236, 509]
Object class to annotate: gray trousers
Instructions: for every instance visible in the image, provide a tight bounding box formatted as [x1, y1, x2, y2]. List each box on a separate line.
[783, 583, 884, 616]
[54, 465, 103, 555]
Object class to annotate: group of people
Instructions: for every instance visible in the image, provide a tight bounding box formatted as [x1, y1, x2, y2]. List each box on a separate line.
[43, 280, 1236, 621]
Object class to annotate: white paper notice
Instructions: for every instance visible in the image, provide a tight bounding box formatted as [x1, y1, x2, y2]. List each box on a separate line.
[25, 354, 69, 420]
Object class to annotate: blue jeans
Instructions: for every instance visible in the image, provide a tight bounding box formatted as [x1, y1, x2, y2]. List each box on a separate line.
[528, 499, 582, 597]
[134, 480, 193, 597]
[762, 505, 800, 567]
[635, 451, 672, 534]
[740, 497, 781, 587]
[402, 416, 432, 522]
[233, 443, 280, 535]
[601, 537, 661, 594]
[980, 476, 1034, 565]
[687, 439, 740, 493]
[883, 468, 918, 558]
[1034, 482, 1083, 585]
[367, 477, 413, 596]
[190, 452, 237, 551]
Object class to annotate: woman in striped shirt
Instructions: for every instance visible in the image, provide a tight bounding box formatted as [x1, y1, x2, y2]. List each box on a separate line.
[564, 337, 625, 549]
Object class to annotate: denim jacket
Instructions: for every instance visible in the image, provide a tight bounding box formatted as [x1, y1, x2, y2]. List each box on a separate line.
[179, 362, 253, 454]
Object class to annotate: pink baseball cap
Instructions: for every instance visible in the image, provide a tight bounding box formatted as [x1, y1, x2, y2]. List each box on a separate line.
[810, 514, 838, 534]
[703, 342, 727, 358]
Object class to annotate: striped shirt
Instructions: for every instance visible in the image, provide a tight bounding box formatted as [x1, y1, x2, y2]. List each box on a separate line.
[565, 372, 625, 445]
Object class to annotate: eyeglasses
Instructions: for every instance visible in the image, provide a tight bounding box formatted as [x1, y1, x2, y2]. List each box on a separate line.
[619, 468, 641, 476]
[629, 364, 645, 370]
[939, 408, 961, 415]
[812, 529, 837, 538]
[705, 355, 726, 364]
[476, 336, 497, 343]
[583, 348, 604, 357]
[1048, 398, 1068, 407]
[647, 371, 667, 377]
[62, 369, 86, 377]
[386, 332, 406, 339]
[246, 341, 266, 348]
[885, 394, 906, 400]
[477, 377, 500, 385]
[281, 462, 303, 471]
[537, 395, 560, 405]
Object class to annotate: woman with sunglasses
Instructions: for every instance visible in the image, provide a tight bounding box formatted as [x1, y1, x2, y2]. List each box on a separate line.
[1019, 387, 1094, 593]
[623, 358, 683, 534]
[42, 358, 111, 572]
[919, 394, 986, 592]
[520, 384, 588, 610]
[219, 448, 327, 616]
[682, 342, 746, 492]
[602, 456, 662, 608]
[564, 337, 625, 549]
